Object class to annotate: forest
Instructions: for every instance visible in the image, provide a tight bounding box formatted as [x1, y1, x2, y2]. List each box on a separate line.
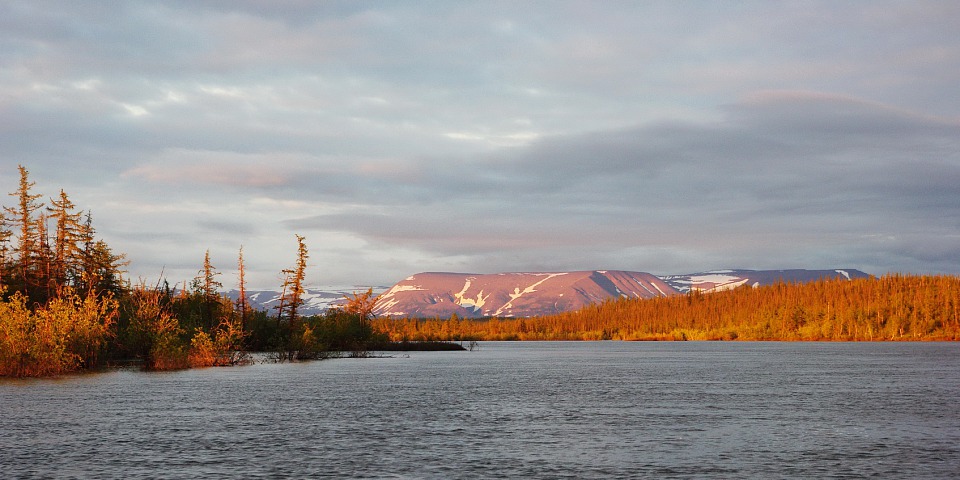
[0, 166, 384, 377]
[372, 274, 960, 342]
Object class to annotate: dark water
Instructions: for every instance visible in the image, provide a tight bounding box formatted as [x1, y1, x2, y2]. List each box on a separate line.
[2, 342, 959, 479]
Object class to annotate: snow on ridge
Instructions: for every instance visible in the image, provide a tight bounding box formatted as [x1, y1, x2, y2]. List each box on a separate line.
[693, 278, 750, 292]
[494, 272, 568, 317]
[379, 284, 424, 300]
[377, 299, 401, 311]
[453, 279, 489, 313]
[372, 268, 867, 318]
[454, 279, 473, 302]
[647, 281, 666, 296]
[635, 280, 655, 296]
[689, 273, 741, 285]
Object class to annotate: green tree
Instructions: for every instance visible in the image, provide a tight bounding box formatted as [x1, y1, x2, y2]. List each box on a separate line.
[81, 239, 128, 297]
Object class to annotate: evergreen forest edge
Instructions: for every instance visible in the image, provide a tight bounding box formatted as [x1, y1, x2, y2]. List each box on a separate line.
[1, 166, 958, 377]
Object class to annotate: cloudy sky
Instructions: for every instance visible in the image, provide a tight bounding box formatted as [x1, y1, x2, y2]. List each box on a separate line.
[2, 1, 958, 289]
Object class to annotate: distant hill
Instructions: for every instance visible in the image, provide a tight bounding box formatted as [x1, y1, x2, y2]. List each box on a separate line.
[226, 268, 869, 318]
[372, 269, 870, 318]
[660, 269, 870, 293]
[373, 271, 676, 318]
[224, 286, 389, 316]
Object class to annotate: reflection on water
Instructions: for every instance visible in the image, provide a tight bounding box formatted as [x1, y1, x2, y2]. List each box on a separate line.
[2, 342, 959, 478]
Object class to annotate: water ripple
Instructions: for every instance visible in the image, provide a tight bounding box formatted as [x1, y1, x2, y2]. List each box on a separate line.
[2, 342, 959, 478]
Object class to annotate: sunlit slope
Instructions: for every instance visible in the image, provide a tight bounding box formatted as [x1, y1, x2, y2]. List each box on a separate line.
[662, 269, 870, 293]
[373, 271, 677, 318]
[373, 269, 871, 318]
[371, 274, 960, 341]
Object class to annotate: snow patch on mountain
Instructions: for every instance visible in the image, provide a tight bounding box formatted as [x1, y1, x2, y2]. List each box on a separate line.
[687, 274, 750, 292]
[661, 269, 870, 293]
[372, 271, 673, 318]
[454, 278, 490, 313]
[494, 272, 568, 316]
[226, 285, 389, 316]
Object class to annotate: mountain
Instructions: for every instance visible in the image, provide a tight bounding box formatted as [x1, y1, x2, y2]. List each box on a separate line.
[225, 268, 871, 318]
[660, 269, 871, 293]
[372, 269, 871, 318]
[224, 286, 389, 317]
[373, 271, 678, 318]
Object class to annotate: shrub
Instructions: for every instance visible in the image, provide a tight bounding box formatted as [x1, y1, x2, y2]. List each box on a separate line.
[0, 289, 118, 377]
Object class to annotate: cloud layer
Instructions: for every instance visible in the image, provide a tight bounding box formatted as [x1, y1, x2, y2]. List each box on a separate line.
[1, 1, 958, 288]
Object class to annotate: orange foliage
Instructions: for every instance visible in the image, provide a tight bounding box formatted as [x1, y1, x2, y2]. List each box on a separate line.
[0, 288, 118, 377]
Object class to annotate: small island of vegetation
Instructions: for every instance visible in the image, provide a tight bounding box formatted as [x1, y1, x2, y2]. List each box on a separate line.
[0, 166, 459, 378]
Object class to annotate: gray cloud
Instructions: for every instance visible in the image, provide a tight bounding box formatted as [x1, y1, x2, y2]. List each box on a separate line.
[1, 1, 958, 287]
[285, 90, 960, 277]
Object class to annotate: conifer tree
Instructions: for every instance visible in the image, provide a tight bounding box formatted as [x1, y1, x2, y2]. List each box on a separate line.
[73, 211, 126, 297]
[4, 165, 44, 293]
[278, 235, 308, 324]
[0, 210, 10, 290]
[82, 239, 128, 297]
[344, 287, 377, 328]
[194, 249, 222, 330]
[35, 212, 54, 301]
[236, 246, 248, 328]
[47, 189, 83, 290]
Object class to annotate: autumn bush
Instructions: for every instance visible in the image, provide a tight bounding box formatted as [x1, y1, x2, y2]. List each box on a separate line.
[0, 289, 118, 377]
[124, 284, 250, 370]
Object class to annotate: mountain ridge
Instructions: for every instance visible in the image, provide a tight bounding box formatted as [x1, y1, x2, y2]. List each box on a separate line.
[225, 268, 870, 318]
[372, 268, 870, 318]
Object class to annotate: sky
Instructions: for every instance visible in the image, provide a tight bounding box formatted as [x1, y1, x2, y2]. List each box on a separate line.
[1, 1, 959, 290]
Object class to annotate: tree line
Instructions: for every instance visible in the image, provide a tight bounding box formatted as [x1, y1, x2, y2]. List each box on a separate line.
[370, 274, 960, 342]
[0, 166, 382, 377]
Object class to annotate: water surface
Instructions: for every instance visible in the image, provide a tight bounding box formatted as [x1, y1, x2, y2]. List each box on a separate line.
[2, 342, 958, 478]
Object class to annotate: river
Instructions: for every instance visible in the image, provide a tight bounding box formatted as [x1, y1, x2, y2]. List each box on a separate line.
[2, 341, 958, 478]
